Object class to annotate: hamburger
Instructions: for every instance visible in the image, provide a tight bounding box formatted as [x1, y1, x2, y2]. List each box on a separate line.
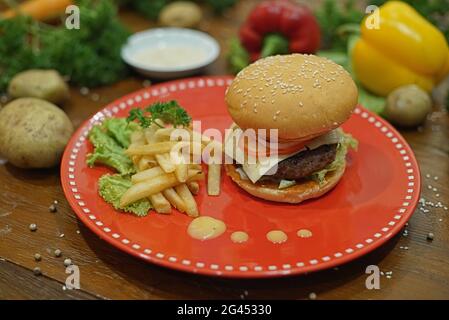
[224, 54, 358, 203]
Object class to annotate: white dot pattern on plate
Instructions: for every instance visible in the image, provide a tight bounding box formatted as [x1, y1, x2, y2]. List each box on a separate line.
[63, 77, 419, 276]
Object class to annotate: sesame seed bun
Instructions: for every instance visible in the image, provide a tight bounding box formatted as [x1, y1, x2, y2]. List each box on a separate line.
[225, 54, 358, 141]
[224, 160, 346, 204]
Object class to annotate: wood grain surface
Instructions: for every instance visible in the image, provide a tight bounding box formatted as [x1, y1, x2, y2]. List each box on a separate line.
[1, 1, 449, 300]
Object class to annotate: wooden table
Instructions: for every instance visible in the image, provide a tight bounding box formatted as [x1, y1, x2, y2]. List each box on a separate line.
[1, 1, 449, 300]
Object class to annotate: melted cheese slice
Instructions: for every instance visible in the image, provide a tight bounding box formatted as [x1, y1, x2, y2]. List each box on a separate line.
[225, 127, 342, 183]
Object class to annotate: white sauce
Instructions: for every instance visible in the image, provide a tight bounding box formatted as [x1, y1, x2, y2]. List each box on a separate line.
[133, 46, 208, 69]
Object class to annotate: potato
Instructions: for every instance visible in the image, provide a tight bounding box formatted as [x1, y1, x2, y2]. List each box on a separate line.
[0, 98, 74, 168]
[8, 70, 70, 105]
[159, 1, 202, 28]
[384, 85, 432, 127]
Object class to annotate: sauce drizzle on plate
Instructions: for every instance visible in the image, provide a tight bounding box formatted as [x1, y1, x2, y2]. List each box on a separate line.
[297, 229, 313, 238]
[266, 230, 288, 244]
[187, 216, 226, 240]
[230, 231, 249, 243]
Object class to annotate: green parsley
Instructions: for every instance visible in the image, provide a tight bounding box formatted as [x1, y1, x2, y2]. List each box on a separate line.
[0, 0, 130, 92]
[127, 101, 192, 128]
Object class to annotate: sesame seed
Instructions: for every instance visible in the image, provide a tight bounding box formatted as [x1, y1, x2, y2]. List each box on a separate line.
[49, 204, 57, 213]
[29, 224, 37, 232]
[34, 253, 41, 262]
[54, 249, 62, 257]
[427, 233, 434, 241]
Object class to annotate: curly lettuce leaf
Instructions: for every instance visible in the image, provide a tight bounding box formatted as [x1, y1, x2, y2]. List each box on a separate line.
[88, 125, 123, 152]
[102, 118, 140, 148]
[311, 132, 358, 186]
[279, 179, 296, 189]
[86, 121, 138, 174]
[86, 144, 135, 175]
[98, 174, 151, 217]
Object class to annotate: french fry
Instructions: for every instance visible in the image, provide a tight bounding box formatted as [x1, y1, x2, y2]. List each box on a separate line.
[187, 181, 200, 195]
[189, 164, 202, 170]
[132, 166, 165, 184]
[130, 131, 146, 144]
[207, 163, 221, 196]
[188, 171, 205, 182]
[120, 169, 203, 207]
[155, 153, 176, 173]
[162, 188, 187, 213]
[126, 141, 177, 156]
[155, 127, 176, 140]
[143, 127, 158, 144]
[138, 156, 151, 171]
[175, 163, 188, 182]
[186, 128, 210, 146]
[132, 155, 141, 167]
[149, 193, 172, 214]
[129, 132, 146, 166]
[169, 141, 203, 159]
[143, 155, 157, 167]
[175, 184, 199, 217]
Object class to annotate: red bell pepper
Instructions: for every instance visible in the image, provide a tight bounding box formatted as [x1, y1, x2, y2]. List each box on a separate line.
[239, 0, 321, 62]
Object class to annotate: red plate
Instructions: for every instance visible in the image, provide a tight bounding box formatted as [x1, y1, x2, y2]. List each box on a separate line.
[61, 76, 420, 278]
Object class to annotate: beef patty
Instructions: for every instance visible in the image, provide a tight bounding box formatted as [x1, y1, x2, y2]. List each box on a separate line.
[265, 144, 338, 180]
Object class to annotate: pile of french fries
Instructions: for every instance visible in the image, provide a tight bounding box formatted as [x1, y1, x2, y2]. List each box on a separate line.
[119, 120, 222, 217]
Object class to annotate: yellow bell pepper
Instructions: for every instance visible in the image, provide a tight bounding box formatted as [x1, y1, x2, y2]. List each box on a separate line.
[352, 1, 449, 96]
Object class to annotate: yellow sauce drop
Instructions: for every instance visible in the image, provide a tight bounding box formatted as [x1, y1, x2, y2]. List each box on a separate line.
[187, 216, 226, 241]
[296, 229, 313, 238]
[297, 229, 313, 238]
[266, 230, 288, 244]
[230, 231, 249, 243]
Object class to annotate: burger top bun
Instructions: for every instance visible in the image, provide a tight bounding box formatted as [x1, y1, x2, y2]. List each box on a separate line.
[225, 54, 358, 141]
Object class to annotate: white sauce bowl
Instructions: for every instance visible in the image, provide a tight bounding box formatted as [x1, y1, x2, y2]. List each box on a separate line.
[121, 28, 220, 79]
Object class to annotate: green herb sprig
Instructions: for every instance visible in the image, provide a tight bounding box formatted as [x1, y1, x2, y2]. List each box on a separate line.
[0, 0, 130, 92]
[315, 0, 364, 51]
[127, 101, 192, 128]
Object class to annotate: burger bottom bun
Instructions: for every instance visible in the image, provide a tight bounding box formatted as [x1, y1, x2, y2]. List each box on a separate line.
[224, 161, 346, 204]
